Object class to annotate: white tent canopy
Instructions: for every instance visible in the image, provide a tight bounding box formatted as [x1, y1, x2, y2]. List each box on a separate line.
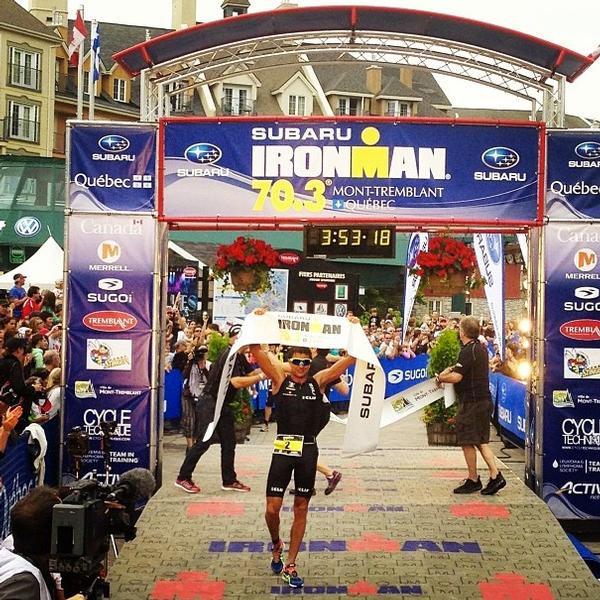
[0, 237, 64, 290]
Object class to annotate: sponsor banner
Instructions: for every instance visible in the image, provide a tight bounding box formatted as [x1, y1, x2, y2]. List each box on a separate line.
[379, 378, 443, 428]
[202, 311, 385, 457]
[65, 331, 151, 387]
[490, 372, 526, 444]
[69, 123, 156, 212]
[546, 130, 600, 220]
[402, 233, 428, 343]
[542, 220, 600, 519]
[161, 120, 541, 223]
[62, 386, 151, 479]
[474, 233, 505, 359]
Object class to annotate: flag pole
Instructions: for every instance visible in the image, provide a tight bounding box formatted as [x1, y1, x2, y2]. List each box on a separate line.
[88, 19, 97, 120]
[77, 5, 85, 119]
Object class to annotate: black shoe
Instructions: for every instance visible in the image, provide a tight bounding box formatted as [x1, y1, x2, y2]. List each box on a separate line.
[453, 476, 482, 494]
[481, 472, 507, 495]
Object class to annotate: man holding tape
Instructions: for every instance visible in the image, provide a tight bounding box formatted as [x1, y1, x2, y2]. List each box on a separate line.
[250, 339, 356, 589]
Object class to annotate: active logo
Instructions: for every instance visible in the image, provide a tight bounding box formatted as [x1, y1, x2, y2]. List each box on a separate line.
[83, 311, 137, 332]
[97, 240, 121, 263]
[481, 147, 520, 170]
[98, 278, 123, 291]
[185, 143, 222, 165]
[14, 216, 41, 237]
[560, 319, 600, 341]
[98, 135, 130, 153]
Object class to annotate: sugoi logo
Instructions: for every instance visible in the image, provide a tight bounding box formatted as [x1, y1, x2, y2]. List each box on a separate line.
[184, 143, 222, 164]
[83, 311, 137, 332]
[98, 278, 123, 291]
[575, 141, 600, 160]
[481, 147, 520, 170]
[388, 367, 428, 384]
[97, 240, 121, 264]
[98, 135, 130, 153]
[575, 286, 600, 299]
[14, 216, 41, 237]
[560, 319, 600, 341]
[574, 248, 597, 272]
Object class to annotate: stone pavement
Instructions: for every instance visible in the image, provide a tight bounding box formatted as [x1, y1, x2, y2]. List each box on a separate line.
[107, 414, 600, 599]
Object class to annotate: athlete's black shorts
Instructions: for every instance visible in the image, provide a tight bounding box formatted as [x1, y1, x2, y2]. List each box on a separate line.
[266, 443, 318, 499]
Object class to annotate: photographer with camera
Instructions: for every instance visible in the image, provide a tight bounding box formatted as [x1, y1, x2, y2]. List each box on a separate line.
[0, 486, 84, 600]
[181, 346, 211, 449]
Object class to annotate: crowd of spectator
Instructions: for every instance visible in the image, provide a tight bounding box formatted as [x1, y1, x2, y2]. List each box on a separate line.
[0, 273, 63, 454]
[363, 307, 530, 379]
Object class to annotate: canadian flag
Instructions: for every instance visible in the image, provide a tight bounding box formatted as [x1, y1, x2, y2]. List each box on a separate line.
[68, 10, 88, 66]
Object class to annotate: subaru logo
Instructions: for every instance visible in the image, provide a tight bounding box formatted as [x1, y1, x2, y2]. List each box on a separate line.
[486, 234, 502, 264]
[407, 235, 421, 268]
[98, 135, 130, 153]
[185, 143, 222, 165]
[14, 216, 41, 237]
[574, 141, 600, 159]
[481, 147, 520, 170]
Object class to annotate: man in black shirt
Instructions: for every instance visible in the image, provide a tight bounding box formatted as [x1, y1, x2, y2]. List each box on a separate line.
[251, 341, 355, 589]
[174, 325, 263, 494]
[436, 316, 506, 496]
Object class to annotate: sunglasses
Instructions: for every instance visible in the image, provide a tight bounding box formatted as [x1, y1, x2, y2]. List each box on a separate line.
[290, 358, 312, 367]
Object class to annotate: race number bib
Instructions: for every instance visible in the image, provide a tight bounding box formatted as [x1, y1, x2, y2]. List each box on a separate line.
[273, 434, 304, 457]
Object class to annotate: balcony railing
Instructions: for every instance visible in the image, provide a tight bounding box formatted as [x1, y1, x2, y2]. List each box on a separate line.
[8, 63, 41, 91]
[220, 99, 256, 116]
[335, 106, 363, 116]
[55, 72, 78, 95]
[3, 117, 40, 144]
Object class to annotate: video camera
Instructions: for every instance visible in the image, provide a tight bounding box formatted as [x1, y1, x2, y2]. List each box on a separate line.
[50, 468, 155, 598]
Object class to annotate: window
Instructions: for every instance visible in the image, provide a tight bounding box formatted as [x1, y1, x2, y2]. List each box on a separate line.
[168, 82, 190, 113]
[9, 47, 41, 90]
[222, 86, 251, 115]
[428, 300, 442, 314]
[113, 78, 127, 102]
[337, 97, 361, 116]
[288, 95, 306, 116]
[7, 101, 40, 143]
[386, 100, 410, 117]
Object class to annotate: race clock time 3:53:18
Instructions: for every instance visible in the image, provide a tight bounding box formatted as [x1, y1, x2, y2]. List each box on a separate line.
[304, 225, 395, 258]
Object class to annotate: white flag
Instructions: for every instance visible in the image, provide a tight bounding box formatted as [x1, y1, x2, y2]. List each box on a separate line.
[402, 232, 428, 343]
[474, 234, 505, 359]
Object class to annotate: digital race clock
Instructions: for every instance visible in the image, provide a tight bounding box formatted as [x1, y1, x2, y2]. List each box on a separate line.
[304, 225, 396, 258]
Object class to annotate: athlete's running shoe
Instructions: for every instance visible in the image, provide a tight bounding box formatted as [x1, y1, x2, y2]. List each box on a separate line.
[282, 563, 304, 588]
[270, 539, 284, 574]
[324, 470, 342, 495]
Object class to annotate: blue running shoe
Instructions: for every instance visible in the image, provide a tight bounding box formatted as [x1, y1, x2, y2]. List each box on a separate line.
[270, 539, 284, 575]
[282, 563, 304, 588]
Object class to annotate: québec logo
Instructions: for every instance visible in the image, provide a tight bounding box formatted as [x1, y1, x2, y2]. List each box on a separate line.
[98, 135, 130, 153]
[481, 147, 520, 170]
[184, 143, 222, 165]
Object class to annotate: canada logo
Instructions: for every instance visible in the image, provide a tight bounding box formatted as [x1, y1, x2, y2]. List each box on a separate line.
[83, 311, 137, 332]
[560, 319, 600, 341]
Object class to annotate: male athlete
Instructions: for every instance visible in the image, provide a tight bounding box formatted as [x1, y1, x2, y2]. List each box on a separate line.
[250, 339, 355, 588]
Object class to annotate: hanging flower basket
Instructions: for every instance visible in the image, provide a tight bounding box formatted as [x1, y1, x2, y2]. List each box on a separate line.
[409, 236, 485, 295]
[422, 271, 466, 296]
[212, 236, 280, 304]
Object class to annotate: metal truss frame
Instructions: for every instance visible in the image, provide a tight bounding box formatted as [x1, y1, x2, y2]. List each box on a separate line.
[140, 30, 566, 126]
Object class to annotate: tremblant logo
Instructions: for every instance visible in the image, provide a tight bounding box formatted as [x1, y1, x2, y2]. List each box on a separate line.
[560, 319, 600, 341]
[83, 311, 137, 332]
[184, 143, 222, 165]
[481, 147, 520, 169]
[98, 135, 130, 153]
[14, 216, 41, 237]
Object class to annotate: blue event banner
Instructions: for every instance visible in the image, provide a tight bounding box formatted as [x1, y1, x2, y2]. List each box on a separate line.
[546, 130, 600, 220]
[542, 221, 600, 520]
[69, 123, 156, 212]
[160, 119, 542, 224]
[61, 386, 151, 482]
[490, 372, 526, 445]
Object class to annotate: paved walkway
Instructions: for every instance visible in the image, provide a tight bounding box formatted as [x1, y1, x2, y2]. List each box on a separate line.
[107, 414, 599, 599]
